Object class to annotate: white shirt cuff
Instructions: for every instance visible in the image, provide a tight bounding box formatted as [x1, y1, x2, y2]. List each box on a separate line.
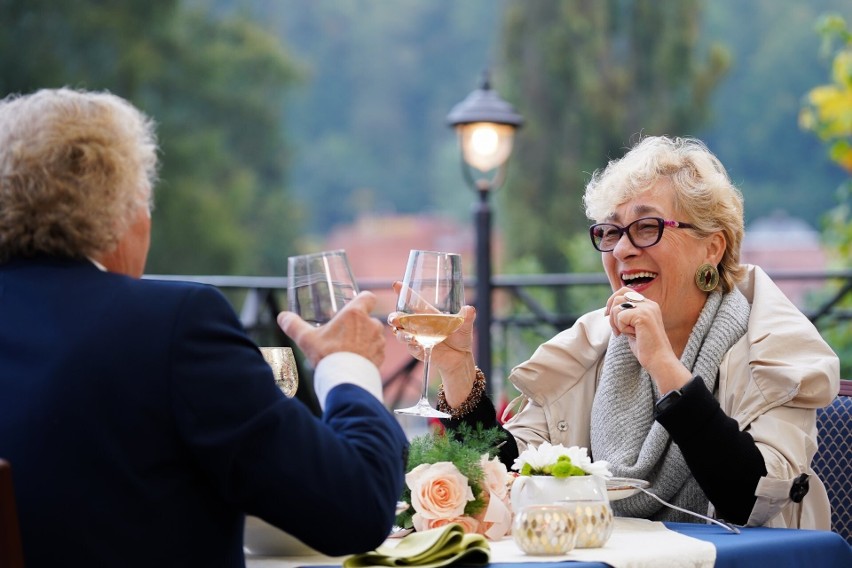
[313, 352, 384, 411]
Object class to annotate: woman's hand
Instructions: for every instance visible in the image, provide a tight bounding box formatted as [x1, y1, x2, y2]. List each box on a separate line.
[605, 288, 690, 394]
[388, 281, 478, 408]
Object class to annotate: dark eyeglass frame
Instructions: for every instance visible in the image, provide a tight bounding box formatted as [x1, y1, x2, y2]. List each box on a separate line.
[589, 217, 695, 252]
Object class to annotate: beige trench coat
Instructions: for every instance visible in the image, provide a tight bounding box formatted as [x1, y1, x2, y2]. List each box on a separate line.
[502, 265, 840, 529]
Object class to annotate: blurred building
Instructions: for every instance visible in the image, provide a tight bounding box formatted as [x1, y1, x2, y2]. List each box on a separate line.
[740, 211, 827, 307]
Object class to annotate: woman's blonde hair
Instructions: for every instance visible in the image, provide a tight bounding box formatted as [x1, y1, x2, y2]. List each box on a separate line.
[0, 88, 158, 261]
[583, 136, 745, 293]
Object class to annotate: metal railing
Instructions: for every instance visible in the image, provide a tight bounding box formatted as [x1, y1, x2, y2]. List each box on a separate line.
[146, 268, 852, 406]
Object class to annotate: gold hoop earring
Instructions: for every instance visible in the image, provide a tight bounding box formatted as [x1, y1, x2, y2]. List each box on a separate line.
[695, 263, 720, 292]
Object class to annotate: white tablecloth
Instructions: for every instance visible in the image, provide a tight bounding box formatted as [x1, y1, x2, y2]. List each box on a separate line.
[245, 518, 716, 568]
[488, 518, 715, 568]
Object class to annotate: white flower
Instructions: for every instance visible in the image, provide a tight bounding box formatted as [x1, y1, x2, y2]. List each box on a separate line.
[512, 442, 563, 471]
[561, 445, 612, 478]
[512, 442, 612, 478]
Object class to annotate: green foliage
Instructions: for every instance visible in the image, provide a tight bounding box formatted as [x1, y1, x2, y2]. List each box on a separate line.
[699, 0, 850, 226]
[397, 424, 506, 529]
[821, 324, 852, 379]
[141, 9, 302, 275]
[799, 14, 852, 174]
[497, 0, 729, 274]
[224, 0, 506, 237]
[520, 455, 586, 478]
[551, 456, 587, 478]
[0, 0, 302, 275]
[187, 0, 851, 263]
[813, 23, 852, 279]
[6, 0, 851, 281]
[800, 13, 852, 378]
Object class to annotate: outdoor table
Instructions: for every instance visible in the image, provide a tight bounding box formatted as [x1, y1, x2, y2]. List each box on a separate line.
[244, 519, 852, 568]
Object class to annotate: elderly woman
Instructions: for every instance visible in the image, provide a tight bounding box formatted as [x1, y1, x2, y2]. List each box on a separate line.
[0, 88, 408, 567]
[414, 136, 839, 530]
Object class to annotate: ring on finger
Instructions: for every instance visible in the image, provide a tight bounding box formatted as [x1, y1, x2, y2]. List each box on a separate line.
[624, 291, 645, 303]
[620, 302, 636, 310]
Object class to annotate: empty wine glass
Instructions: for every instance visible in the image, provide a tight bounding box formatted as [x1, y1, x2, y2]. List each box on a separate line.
[393, 250, 465, 418]
[287, 250, 359, 325]
[259, 347, 299, 397]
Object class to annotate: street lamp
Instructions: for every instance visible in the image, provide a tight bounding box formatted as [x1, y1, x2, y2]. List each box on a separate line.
[446, 72, 523, 392]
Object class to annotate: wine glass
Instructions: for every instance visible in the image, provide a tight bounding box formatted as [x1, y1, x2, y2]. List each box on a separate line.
[287, 250, 359, 325]
[259, 347, 299, 397]
[393, 250, 465, 418]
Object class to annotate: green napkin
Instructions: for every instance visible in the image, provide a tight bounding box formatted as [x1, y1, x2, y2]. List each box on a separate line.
[343, 523, 490, 568]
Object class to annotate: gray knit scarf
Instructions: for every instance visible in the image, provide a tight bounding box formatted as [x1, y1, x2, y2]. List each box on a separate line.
[589, 288, 750, 522]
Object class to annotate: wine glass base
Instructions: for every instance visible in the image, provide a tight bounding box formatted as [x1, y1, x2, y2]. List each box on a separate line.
[394, 402, 451, 419]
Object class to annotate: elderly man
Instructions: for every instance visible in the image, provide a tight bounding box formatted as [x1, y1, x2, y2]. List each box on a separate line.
[0, 88, 408, 567]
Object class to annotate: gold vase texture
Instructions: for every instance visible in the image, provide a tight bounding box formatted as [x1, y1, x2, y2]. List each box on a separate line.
[512, 505, 577, 555]
[557, 499, 614, 548]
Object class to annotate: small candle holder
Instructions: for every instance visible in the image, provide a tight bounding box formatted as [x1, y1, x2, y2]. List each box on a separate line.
[512, 505, 577, 555]
[557, 499, 614, 548]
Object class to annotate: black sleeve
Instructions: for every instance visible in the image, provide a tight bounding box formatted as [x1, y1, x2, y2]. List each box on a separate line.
[654, 375, 767, 525]
[440, 394, 520, 469]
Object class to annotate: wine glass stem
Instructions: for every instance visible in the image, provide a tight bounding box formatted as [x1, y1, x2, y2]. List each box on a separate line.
[420, 345, 434, 404]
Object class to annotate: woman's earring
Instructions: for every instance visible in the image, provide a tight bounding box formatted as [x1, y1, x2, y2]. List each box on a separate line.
[695, 263, 720, 292]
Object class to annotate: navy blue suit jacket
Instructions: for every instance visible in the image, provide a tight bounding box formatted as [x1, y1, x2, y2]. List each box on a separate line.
[0, 257, 408, 567]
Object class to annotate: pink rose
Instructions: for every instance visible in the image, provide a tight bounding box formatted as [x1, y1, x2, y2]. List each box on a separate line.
[414, 514, 481, 534]
[474, 491, 513, 539]
[406, 462, 475, 520]
[479, 455, 509, 501]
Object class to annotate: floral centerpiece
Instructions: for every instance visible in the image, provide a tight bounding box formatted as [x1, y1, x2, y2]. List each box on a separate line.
[512, 442, 612, 478]
[509, 441, 615, 549]
[510, 443, 615, 549]
[397, 425, 514, 540]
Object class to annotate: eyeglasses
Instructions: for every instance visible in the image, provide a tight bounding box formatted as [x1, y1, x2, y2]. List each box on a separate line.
[589, 217, 695, 252]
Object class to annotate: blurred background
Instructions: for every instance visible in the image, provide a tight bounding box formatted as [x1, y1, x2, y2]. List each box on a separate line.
[3, 0, 851, 403]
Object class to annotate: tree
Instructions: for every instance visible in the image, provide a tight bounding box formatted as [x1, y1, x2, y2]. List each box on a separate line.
[699, 0, 849, 228]
[0, 0, 301, 275]
[496, 0, 729, 275]
[139, 10, 301, 275]
[799, 13, 852, 378]
[226, 0, 506, 236]
[800, 15, 852, 186]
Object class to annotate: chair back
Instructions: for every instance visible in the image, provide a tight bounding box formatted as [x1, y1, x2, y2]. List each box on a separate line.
[0, 458, 24, 567]
[812, 382, 852, 545]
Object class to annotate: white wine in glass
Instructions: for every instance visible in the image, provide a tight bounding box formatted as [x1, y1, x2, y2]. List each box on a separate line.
[259, 347, 299, 398]
[393, 250, 465, 418]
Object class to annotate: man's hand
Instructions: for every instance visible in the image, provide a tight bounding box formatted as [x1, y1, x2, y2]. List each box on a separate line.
[277, 291, 385, 368]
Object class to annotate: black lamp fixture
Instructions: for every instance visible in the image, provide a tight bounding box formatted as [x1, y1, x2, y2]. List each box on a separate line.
[446, 71, 523, 391]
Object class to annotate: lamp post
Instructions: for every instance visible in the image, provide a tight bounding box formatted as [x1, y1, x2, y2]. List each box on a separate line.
[446, 72, 523, 392]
